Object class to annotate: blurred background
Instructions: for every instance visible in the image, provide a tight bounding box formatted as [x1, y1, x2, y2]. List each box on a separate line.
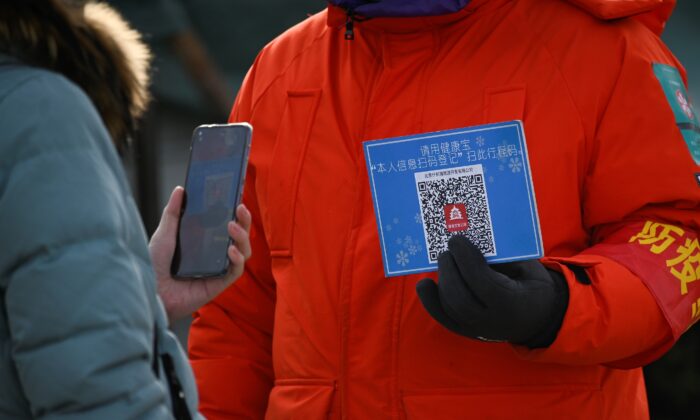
[111, 1, 699, 418]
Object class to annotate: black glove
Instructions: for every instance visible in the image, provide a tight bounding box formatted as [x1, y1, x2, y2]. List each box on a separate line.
[416, 235, 569, 348]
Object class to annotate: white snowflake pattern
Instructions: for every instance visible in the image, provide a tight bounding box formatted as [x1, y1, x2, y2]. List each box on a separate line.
[414, 213, 422, 224]
[508, 157, 522, 173]
[404, 235, 414, 246]
[396, 237, 403, 245]
[407, 244, 419, 256]
[396, 250, 410, 267]
[489, 175, 495, 183]
[386, 224, 393, 232]
[393, 217, 400, 224]
[498, 164, 505, 171]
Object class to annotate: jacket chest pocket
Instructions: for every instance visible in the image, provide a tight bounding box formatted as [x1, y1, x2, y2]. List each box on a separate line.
[265, 89, 322, 258]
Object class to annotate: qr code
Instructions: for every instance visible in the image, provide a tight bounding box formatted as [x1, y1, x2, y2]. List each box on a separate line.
[415, 164, 496, 262]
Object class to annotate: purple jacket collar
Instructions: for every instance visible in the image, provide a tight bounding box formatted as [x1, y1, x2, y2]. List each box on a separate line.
[328, 0, 471, 18]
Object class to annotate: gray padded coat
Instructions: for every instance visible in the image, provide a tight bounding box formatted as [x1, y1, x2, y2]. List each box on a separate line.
[0, 56, 201, 419]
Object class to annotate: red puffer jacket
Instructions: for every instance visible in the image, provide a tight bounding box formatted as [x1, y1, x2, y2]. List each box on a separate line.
[189, 0, 700, 418]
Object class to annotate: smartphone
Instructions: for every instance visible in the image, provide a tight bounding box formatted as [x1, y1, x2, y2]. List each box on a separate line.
[171, 123, 252, 278]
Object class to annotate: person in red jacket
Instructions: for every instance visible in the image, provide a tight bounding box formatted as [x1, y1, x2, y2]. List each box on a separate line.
[188, 0, 700, 418]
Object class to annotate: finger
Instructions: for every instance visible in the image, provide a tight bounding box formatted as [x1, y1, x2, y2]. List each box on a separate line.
[489, 261, 523, 278]
[235, 204, 252, 233]
[491, 260, 550, 282]
[437, 251, 486, 321]
[446, 235, 501, 304]
[228, 221, 252, 260]
[228, 244, 245, 267]
[227, 244, 245, 281]
[416, 278, 471, 336]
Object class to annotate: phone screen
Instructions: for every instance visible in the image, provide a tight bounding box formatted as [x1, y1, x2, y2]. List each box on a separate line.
[172, 123, 251, 278]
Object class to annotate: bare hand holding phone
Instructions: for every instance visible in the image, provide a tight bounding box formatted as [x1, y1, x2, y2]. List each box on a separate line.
[150, 186, 252, 323]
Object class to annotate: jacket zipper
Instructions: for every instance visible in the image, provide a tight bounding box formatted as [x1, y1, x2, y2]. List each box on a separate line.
[344, 8, 372, 41]
[338, 55, 383, 419]
[345, 11, 355, 40]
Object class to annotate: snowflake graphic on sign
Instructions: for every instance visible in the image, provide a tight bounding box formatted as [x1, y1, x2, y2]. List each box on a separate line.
[676, 89, 695, 120]
[396, 250, 409, 267]
[508, 157, 522, 173]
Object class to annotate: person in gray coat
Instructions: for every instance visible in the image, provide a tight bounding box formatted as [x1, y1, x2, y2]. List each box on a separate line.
[0, 1, 251, 418]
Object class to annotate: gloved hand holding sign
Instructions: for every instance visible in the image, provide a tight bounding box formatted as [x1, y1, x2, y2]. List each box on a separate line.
[417, 235, 569, 348]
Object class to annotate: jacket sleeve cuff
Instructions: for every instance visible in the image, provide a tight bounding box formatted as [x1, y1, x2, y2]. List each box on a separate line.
[511, 253, 673, 368]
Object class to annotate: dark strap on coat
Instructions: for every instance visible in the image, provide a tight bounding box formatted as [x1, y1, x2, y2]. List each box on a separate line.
[161, 353, 194, 420]
[153, 324, 192, 420]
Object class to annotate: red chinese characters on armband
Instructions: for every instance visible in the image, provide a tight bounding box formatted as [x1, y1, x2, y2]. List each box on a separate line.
[629, 221, 700, 329]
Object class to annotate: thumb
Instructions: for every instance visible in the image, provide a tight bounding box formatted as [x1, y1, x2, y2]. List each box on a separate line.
[153, 186, 184, 240]
[447, 235, 489, 273]
[164, 186, 185, 222]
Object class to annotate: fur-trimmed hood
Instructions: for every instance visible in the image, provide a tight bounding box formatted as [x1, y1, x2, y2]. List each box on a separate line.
[0, 0, 151, 151]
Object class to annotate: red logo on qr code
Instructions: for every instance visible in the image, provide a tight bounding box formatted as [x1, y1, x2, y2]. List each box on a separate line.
[444, 203, 468, 233]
